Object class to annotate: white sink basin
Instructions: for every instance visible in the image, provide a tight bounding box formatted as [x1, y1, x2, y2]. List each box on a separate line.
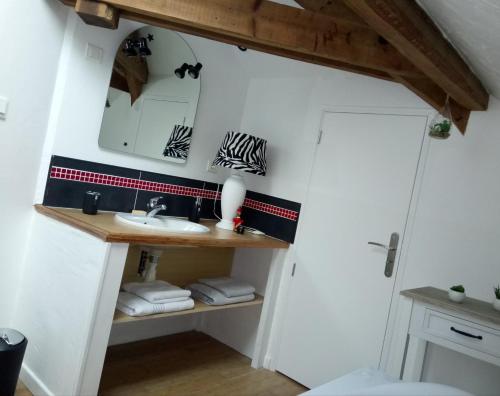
[115, 213, 210, 234]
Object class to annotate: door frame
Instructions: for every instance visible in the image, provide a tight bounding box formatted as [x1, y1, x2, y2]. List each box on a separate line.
[265, 105, 435, 377]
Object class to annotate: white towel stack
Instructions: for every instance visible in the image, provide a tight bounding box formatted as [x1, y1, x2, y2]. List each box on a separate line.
[186, 277, 256, 306]
[117, 280, 194, 317]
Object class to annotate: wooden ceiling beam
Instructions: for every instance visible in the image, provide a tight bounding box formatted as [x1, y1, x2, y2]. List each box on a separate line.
[342, 0, 489, 111]
[60, 0, 484, 134]
[111, 37, 149, 105]
[392, 74, 470, 134]
[123, 72, 143, 106]
[449, 99, 471, 135]
[59, 0, 424, 79]
[75, 0, 119, 29]
[295, 0, 367, 27]
[62, 0, 393, 81]
[114, 50, 148, 84]
[122, 8, 395, 82]
[109, 70, 129, 93]
[297, 0, 474, 133]
[393, 75, 446, 111]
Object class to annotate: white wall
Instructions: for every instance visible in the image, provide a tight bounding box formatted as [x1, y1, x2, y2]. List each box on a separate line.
[0, 0, 68, 327]
[235, 50, 500, 394]
[34, 14, 250, 202]
[401, 97, 500, 302]
[400, 98, 500, 394]
[202, 248, 274, 358]
[15, 214, 123, 396]
[238, 50, 430, 203]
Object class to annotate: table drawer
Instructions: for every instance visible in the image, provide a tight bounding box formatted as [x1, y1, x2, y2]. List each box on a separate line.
[422, 309, 500, 358]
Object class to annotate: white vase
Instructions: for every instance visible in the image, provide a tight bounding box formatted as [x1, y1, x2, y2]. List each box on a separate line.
[448, 289, 465, 303]
[493, 299, 500, 312]
[216, 174, 246, 230]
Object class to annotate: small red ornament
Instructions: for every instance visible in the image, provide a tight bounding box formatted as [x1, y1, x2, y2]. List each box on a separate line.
[233, 207, 243, 231]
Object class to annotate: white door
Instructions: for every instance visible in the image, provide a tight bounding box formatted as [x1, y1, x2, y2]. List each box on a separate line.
[276, 111, 427, 388]
[134, 98, 188, 160]
[99, 88, 140, 154]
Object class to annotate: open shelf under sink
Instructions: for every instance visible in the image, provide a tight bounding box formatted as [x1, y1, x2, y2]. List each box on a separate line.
[113, 294, 264, 324]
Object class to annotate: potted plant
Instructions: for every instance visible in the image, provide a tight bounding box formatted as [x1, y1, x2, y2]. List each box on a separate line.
[429, 103, 453, 140]
[494, 285, 500, 312]
[429, 119, 451, 139]
[448, 284, 466, 303]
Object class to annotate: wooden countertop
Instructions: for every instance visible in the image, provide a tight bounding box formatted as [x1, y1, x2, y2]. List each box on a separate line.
[35, 205, 289, 249]
[401, 287, 500, 326]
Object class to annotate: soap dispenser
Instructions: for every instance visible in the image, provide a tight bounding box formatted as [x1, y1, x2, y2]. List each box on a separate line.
[82, 191, 101, 215]
[189, 197, 202, 223]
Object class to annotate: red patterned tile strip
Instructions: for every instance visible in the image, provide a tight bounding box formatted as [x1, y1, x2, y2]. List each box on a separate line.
[50, 166, 299, 221]
[243, 198, 298, 221]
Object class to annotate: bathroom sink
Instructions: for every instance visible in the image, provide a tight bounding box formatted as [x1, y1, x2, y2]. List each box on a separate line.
[115, 213, 210, 234]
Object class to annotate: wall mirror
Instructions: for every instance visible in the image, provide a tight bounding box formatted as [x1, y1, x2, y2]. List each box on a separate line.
[99, 26, 200, 163]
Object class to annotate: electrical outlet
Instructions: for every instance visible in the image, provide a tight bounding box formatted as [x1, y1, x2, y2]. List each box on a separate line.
[85, 43, 103, 63]
[206, 160, 217, 173]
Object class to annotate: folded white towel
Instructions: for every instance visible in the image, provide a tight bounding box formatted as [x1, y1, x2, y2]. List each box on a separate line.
[122, 280, 191, 303]
[187, 283, 255, 306]
[198, 277, 255, 298]
[147, 296, 190, 304]
[116, 292, 194, 317]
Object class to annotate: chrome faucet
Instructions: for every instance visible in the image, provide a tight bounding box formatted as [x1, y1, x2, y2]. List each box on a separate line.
[146, 196, 167, 217]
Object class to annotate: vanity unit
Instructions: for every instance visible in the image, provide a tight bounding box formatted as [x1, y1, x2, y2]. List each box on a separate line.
[401, 287, 500, 381]
[16, 205, 288, 396]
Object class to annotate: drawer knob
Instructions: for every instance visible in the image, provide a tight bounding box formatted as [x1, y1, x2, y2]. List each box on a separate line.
[450, 326, 483, 340]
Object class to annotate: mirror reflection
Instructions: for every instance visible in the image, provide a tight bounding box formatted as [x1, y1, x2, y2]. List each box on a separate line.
[99, 26, 201, 163]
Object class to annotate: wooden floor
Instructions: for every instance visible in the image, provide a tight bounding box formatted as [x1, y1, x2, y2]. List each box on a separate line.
[99, 331, 307, 396]
[15, 382, 32, 396]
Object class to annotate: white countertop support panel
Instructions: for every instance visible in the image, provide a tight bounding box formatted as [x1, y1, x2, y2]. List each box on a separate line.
[13, 213, 128, 395]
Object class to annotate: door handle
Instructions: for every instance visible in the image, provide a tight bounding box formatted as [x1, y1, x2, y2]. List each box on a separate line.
[367, 242, 397, 251]
[368, 232, 399, 278]
[450, 326, 483, 340]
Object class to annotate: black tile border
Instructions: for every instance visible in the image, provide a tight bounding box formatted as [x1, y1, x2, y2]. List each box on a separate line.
[43, 155, 301, 243]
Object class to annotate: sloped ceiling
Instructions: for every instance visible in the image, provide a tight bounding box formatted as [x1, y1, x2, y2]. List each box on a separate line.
[418, 0, 500, 100]
[284, 0, 496, 102]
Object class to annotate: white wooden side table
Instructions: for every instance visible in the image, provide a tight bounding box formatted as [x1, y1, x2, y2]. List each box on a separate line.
[401, 287, 500, 381]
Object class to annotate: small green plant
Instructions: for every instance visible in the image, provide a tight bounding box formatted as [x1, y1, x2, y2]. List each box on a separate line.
[429, 119, 451, 139]
[450, 285, 465, 293]
[494, 285, 500, 300]
[434, 120, 451, 133]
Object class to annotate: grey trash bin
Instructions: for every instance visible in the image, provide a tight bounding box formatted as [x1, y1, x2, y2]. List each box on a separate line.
[0, 329, 27, 396]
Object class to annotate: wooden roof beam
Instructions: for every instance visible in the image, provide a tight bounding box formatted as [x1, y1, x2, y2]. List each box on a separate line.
[114, 50, 148, 85]
[393, 75, 470, 134]
[61, 0, 478, 133]
[342, 0, 489, 111]
[59, 0, 426, 79]
[295, 0, 368, 28]
[111, 40, 149, 105]
[296, 0, 474, 132]
[75, 0, 119, 29]
[111, 5, 396, 82]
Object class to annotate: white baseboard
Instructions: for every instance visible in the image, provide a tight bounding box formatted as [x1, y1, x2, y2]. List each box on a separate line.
[20, 364, 54, 396]
[263, 354, 274, 370]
